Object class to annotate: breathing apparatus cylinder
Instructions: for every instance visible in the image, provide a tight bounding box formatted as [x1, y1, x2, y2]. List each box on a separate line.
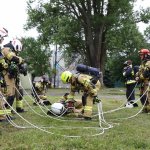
[76, 64, 100, 78]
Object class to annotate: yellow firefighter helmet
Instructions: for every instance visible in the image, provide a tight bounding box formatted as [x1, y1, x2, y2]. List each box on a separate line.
[61, 71, 72, 83]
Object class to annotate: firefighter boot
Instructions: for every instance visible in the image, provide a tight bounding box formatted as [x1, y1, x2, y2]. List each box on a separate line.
[16, 100, 26, 113]
[5, 96, 15, 108]
[0, 115, 8, 122]
[140, 95, 147, 105]
[82, 96, 93, 120]
[0, 109, 14, 122]
[146, 105, 150, 113]
[142, 106, 148, 113]
[130, 100, 138, 107]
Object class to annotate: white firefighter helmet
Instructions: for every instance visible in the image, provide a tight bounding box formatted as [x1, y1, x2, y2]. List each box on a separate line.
[51, 103, 65, 115]
[11, 38, 22, 52]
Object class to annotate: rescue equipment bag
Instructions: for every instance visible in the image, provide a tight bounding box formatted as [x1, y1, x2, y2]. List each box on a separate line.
[76, 64, 101, 78]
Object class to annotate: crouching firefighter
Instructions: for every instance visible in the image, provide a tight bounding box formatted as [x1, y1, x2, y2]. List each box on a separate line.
[60, 64, 101, 120]
[2, 38, 26, 113]
[31, 76, 51, 106]
[136, 49, 150, 113]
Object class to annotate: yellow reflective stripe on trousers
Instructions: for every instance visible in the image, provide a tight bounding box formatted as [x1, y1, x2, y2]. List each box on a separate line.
[0, 109, 11, 115]
[84, 106, 92, 111]
[16, 100, 23, 108]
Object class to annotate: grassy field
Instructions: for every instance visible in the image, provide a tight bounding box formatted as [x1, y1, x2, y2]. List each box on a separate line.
[1, 87, 150, 150]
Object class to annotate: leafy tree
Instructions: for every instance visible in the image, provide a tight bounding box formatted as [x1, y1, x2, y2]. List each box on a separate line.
[144, 26, 150, 42]
[105, 22, 149, 83]
[20, 37, 52, 76]
[25, 0, 150, 74]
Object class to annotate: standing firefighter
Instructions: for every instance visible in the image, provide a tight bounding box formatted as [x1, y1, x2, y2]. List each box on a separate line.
[136, 49, 150, 113]
[123, 60, 138, 108]
[2, 38, 26, 113]
[60, 64, 101, 120]
[13, 39, 27, 113]
[0, 27, 12, 121]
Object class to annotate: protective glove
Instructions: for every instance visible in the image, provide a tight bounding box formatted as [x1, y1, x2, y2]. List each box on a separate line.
[8, 62, 18, 78]
[91, 88, 97, 96]
[19, 57, 24, 64]
[19, 63, 27, 76]
[93, 96, 101, 103]
[65, 98, 75, 108]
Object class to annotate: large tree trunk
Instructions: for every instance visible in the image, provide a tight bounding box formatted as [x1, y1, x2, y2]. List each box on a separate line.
[85, 24, 106, 73]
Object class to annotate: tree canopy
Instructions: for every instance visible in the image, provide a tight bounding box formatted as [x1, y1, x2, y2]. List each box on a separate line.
[20, 37, 52, 76]
[24, 0, 150, 86]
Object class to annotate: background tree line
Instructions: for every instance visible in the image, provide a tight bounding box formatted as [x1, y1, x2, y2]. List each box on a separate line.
[20, 0, 150, 87]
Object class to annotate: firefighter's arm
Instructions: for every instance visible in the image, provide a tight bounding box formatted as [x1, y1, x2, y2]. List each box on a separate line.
[59, 86, 75, 104]
[135, 65, 144, 81]
[79, 77, 97, 96]
[123, 67, 132, 77]
[143, 61, 150, 78]
[67, 88, 75, 102]
[0, 58, 8, 69]
[123, 67, 128, 76]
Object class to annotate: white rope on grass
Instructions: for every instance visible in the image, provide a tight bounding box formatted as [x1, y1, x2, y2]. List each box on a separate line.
[25, 74, 102, 122]
[110, 86, 149, 121]
[26, 74, 74, 120]
[92, 83, 149, 122]
[97, 102, 113, 130]
[97, 82, 139, 115]
[2, 94, 107, 138]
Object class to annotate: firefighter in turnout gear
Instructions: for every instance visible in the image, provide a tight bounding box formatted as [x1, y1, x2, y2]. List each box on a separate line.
[136, 49, 150, 113]
[60, 67, 101, 120]
[123, 60, 138, 108]
[32, 75, 51, 106]
[2, 38, 26, 113]
[13, 39, 27, 112]
[0, 27, 12, 121]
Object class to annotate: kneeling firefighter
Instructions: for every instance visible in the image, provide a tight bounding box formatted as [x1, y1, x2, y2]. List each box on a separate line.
[60, 64, 101, 120]
[32, 75, 51, 105]
[2, 38, 26, 113]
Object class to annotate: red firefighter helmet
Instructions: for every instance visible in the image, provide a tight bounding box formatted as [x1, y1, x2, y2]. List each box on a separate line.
[138, 49, 150, 60]
[138, 49, 150, 55]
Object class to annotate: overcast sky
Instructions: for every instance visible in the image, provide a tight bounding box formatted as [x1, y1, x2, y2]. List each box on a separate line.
[0, 0, 149, 39]
[0, 0, 37, 39]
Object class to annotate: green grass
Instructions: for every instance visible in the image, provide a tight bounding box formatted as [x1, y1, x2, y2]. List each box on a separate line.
[1, 88, 150, 150]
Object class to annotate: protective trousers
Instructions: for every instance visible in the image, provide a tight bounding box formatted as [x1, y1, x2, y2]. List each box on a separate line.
[0, 91, 11, 121]
[83, 95, 93, 118]
[3, 73, 15, 108]
[126, 83, 135, 102]
[141, 80, 150, 112]
[15, 87, 24, 111]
